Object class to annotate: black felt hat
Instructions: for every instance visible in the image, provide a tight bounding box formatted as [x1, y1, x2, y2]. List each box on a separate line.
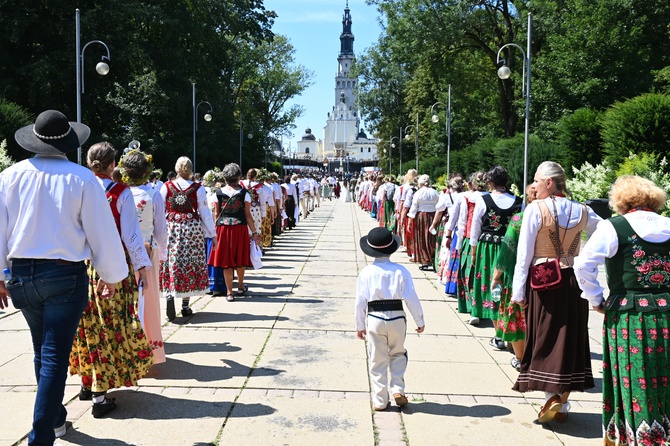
[15, 110, 90, 155]
[359, 227, 401, 258]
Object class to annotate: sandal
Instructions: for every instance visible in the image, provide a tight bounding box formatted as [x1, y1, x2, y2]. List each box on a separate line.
[236, 284, 249, 296]
[226, 294, 235, 302]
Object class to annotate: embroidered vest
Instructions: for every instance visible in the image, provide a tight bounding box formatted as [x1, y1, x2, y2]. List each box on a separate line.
[215, 188, 248, 226]
[105, 182, 128, 235]
[533, 199, 587, 267]
[479, 194, 523, 244]
[164, 181, 200, 222]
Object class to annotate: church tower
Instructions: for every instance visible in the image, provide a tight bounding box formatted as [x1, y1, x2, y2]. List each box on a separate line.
[321, 1, 377, 167]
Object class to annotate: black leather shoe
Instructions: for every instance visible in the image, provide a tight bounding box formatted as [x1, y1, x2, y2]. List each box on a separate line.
[92, 397, 117, 418]
[79, 386, 92, 401]
[181, 306, 193, 317]
[166, 296, 176, 321]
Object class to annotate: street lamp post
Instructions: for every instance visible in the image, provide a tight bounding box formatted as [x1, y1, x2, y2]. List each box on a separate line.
[382, 143, 391, 175]
[75, 8, 111, 165]
[404, 118, 419, 172]
[192, 82, 213, 173]
[497, 13, 532, 207]
[238, 115, 253, 171]
[390, 136, 400, 177]
[430, 84, 452, 177]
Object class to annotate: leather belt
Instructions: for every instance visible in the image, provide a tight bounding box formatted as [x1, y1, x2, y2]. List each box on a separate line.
[368, 299, 403, 311]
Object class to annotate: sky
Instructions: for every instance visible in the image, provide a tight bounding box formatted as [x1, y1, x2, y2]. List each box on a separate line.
[263, 0, 383, 153]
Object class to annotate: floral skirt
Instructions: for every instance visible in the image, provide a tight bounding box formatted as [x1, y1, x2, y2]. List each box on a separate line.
[261, 204, 272, 247]
[434, 220, 446, 273]
[469, 241, 500, 320]
[602, 308, 670, 446]
[404, 218, 415, 257]
[444, 234, 460, 294]
[457, 237, 473, 314]
[160, 218, 208, 298]
[69, 258, 153, 392]
[495, 284, 526, 342]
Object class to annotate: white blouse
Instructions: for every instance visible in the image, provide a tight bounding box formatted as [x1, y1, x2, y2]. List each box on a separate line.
[456, 191, 488, 242]
[574, 211, 670, 306]
[445, 193, 463, 234]
[408, 186, 439, 218]
[130, 184, 168, 262]
[511, 196, 601, 303]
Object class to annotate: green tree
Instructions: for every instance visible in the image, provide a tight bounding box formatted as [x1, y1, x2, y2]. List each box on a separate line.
[556, 108, 604, 169]
[0, 98, 32, 161]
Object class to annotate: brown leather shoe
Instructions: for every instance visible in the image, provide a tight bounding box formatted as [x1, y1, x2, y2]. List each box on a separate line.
[538, 395, 562, 423]
[393, 393, 409, 407]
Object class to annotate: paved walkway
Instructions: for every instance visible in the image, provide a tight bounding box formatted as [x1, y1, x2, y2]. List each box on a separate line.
[0, 197, 603, 446]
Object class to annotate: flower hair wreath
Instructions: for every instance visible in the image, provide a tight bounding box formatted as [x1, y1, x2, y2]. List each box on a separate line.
[118, 150, 154, 186]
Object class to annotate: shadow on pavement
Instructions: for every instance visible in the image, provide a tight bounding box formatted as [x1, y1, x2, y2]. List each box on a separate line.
[238, 296, 324, 304]
[164, 341, 242, 355]
[69, 389, 275, 423]
[148, 357, 284, 382]
[539, 411, 601, 439]
[184, 312, 289, 324]
[403, 402, 511, 417]
[58, 431, 134, 446]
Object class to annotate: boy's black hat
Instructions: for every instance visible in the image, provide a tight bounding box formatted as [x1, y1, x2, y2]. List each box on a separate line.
[360, 227, 400, 258]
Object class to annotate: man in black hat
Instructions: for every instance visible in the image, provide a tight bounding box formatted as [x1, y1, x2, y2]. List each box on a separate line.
[0, 110, 128, 445]
[355, 227, 425, 411]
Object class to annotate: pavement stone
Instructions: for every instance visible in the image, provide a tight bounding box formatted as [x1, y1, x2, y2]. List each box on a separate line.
[0, 198, 606, 446]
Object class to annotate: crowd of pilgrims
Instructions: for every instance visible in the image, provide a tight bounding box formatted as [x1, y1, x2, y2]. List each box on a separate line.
[7, 110, 670, 446]
[65, 143, 335, 418]
[356, 162, 670, 445]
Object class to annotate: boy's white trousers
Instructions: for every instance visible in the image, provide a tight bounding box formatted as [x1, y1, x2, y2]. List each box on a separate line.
[367, 310, 408, 407]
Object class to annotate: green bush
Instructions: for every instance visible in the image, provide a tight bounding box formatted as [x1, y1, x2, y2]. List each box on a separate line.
[601, 93, 670, 166]
[0, 140, 16, 172]
[417, 155, 448, 183]
[556, 108, 604, 168]
[493, 134, 565, 189]
[0, 98, 32, 161]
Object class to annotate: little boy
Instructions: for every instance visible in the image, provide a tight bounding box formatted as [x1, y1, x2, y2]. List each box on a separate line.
[356, 227, 425, 411]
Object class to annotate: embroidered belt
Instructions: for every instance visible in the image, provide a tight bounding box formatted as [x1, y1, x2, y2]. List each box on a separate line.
[368, 299, 403, 311]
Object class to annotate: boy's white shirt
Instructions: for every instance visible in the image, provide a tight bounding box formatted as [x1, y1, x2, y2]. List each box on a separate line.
[355, 257, 425, 331]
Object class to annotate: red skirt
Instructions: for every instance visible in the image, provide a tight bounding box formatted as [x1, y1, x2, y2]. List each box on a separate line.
[208, 224, 252, 269]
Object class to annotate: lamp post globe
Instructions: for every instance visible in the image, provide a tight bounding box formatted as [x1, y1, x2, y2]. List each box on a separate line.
[431, 114, 439, 123]
[95, 61, 110, 75]
[204, 113, 212, 122]
[497, 65, 512, 80]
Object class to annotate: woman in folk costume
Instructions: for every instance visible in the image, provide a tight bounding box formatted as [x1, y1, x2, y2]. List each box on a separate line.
[204, 170, 227, 296]
[468, 166, 522, 348]
[282, 175, 298, 229]
[491, 184, 536, 372]
[408, 174, 440, 270]
[119, 149, 168, 364]
[455, 171, 488, 324]
[159, 156, 216, 321]
[511, 161, 600, 423]
[379, 175, 397, 232]
[257, 170, 276, 248]
[69, 142, 153, 418]
[397, 170, 418, 252]
[242, 168, 264, 236]
[434, 174, 465, 283]
[576, 176, 670, 444]
[270, 173, 283, 237]
[208, 163, 259, 302]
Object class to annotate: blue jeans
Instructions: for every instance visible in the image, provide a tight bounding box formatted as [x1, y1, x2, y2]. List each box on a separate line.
[9, 259, 88, 446]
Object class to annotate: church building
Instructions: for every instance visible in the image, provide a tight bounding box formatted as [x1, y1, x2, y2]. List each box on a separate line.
[295, 1, 378, 169]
